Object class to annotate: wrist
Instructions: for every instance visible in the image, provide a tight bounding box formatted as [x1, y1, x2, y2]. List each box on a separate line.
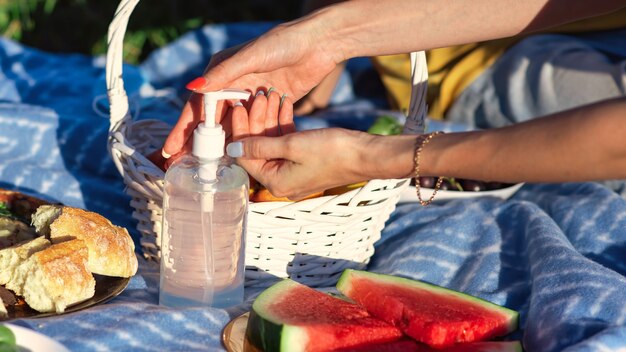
[357, 134, 417, 180]
[308, 2, 367, 62]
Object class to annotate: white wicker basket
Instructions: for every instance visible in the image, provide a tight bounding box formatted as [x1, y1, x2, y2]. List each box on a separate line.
[106, 0, 428, 287]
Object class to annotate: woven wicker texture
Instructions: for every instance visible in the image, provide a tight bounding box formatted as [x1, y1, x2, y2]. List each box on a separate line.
[106, 0, 428, 287]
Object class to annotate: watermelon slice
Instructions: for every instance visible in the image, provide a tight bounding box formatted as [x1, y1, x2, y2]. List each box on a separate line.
[335, 339, 523, 352]
[245, 279, 404, 352]
[336, 270, 519, 348]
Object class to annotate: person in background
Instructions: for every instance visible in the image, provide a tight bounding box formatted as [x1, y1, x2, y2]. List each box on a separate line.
[295, 1, 626, 124]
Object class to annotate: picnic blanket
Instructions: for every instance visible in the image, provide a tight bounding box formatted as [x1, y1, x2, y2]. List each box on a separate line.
[1, 22, 626, 351]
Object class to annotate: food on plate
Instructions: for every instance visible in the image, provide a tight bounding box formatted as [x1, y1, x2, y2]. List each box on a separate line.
[32, 205, 138, 278]
[367, 115, 404, 136]
[336, 269, 519, 348]
[323, 182, 368, 196]
[0, 189, 50, 221]
[10, 239, 95, 313]
[0, 217, 37, 250]
[249, 178, 366, 202]
[244, 273, 521, 352]
[366, 115, 517, 194]
[250, 188, 325, 202]
[0, 189, 136, 316]
[0, 236, 51, 287]
[417, 177, 515, 192]
[246, 279, 403, 352]
[0, 325, 17, 351]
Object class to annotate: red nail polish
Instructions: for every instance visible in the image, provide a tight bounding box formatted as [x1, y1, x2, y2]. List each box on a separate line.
[186, 77, 207, 91]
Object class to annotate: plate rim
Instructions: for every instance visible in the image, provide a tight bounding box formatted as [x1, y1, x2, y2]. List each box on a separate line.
[2, 323, 70, 352]
[399, 182, 524, 204]
[3, 273, 130, 321]
[222, 312, 251, 352]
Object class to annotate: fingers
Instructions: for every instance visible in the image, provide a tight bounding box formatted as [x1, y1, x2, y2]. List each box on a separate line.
[248, 91, 268, 136]
[187, 42, 254, 93]
[278, 96, 296, 135]
[162, 93, 203, 157]
[231, 102, 250, 142]
[227, 135, 289, 161]
[265, 89, 281, 137]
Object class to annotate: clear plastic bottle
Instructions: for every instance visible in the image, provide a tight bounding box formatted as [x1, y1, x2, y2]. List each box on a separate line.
[159, 155, 249, 308]
[159, 89, 250, 308]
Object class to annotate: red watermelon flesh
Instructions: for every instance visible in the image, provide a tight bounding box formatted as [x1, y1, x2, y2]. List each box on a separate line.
[336, 270, 519, 349]
[246, 279, 404, 352]
[335, 339, 523, 352]
[437, 341, 523, 352]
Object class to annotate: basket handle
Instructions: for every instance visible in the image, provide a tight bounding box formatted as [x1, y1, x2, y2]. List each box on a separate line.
[404, 51, 428, 135]
[106, 0, 140, 131]
[105, 0, 427, 135]
[106, 0, 428, 134]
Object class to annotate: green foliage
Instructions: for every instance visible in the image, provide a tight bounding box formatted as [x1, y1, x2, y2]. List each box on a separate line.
[0, 0, 300, 64]
[0, 202, 13, 218]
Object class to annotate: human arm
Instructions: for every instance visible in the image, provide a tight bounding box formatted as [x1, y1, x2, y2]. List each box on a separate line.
[229, 98, 626, 200]
[320, 0, 625, 60]
[191, 0, 626, 93]
[162, 0, 626, 158]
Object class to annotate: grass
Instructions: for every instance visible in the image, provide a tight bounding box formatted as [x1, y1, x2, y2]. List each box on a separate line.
[0, 0, 301, 64]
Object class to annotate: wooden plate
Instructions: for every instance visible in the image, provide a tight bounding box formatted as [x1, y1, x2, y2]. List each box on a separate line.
[223, 312, 263, 352]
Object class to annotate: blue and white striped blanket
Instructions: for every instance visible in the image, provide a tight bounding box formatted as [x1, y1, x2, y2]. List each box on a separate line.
[1, 23, 626, 351]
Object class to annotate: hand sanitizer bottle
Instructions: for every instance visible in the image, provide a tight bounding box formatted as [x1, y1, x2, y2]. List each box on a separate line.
[159, 89, 251, 308]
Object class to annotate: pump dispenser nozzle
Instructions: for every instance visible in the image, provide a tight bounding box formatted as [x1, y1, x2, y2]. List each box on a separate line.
[193, 89, 250, 211]
[193, 89, 251, 169]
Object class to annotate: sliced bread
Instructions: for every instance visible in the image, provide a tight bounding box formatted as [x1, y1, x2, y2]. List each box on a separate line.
[0, 236, 51, 287]
[32, 205, 138, 278]
[0, 217, 37, 249]
[17, 239, 95, 313]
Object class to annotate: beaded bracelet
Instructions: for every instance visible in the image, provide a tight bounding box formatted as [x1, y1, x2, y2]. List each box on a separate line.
[414, 131, 445, 206]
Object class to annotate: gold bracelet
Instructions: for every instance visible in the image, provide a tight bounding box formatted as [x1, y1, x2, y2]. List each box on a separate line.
[414, 131, 444, 206]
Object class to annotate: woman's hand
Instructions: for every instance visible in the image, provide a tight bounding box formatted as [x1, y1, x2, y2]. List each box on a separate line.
[161, 14, 345, 159]
[229, 88, 369, 199]
[229, 128, 376, 200]
[228, 92, 418, 199]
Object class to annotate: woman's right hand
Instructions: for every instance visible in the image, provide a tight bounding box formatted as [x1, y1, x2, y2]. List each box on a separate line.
[191, 20, 343, 100]
[160, 11, 345, 159]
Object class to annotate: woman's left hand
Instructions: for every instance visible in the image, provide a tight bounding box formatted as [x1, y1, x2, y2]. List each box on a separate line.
[228, 93, 417, 199]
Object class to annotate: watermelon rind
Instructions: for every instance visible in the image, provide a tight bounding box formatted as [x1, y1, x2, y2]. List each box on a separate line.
[336, 269, 519, 339]
[247, 279, 309, 352]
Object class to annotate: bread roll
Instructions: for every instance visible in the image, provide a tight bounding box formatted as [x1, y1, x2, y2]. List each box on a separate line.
[32, 205, 138, 278]
[0, 217, 37, 249]
[16, 239, 95, 313]
[0, 236, 50, 287]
